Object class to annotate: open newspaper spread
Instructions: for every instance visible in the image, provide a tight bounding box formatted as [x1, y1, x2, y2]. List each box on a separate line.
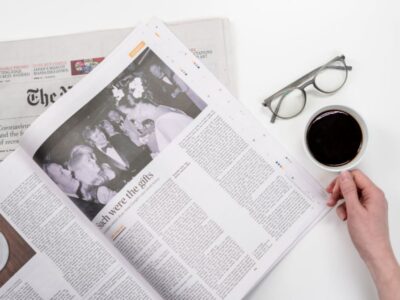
[0, 18, 233, 162]
[0, 19, 329, 299]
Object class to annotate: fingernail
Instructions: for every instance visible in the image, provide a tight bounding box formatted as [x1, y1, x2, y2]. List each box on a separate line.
[338, 210, 346, 220]
[340, 170, 351, 181]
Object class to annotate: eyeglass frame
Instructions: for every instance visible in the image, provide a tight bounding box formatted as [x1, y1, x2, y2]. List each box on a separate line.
[262, 55, 352, 123]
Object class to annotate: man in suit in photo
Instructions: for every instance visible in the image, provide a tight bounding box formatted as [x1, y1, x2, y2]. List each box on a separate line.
[82, 125, 152, 178]
[43, 161, 104, 220]
[148, 63, 206, 118]
[107, 109, 144, 147]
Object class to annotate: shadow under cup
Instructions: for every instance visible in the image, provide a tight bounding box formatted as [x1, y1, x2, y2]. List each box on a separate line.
[304, 105, 368, 172]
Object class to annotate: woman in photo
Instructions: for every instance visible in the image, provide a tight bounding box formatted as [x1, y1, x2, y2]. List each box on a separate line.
[67, 145, 117, 205]
[43, 159, 108, 219]
[117, 97, 193, 151]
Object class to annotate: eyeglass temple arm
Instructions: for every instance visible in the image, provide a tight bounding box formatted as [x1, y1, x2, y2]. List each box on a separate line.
[263, 62, 352, 106]
[268, 65, 352, 123]
[263, 66, 321, 106]
[327, 65, 352, 71]
[266, 67, 322, 123]
[270, 97, 284, 123]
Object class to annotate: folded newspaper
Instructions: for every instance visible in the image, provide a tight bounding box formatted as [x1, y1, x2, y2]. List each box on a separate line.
[0, 18, 234, 162]
[0, 19, 329, 299]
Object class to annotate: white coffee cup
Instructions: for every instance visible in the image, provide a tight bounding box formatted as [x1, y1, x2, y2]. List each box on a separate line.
[303, 105, 368, 172]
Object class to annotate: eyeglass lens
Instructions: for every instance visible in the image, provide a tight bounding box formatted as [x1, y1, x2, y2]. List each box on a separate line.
[270, 88, 306, 119]
[314, 60, 348, 93]
[270, 58, 348, 119]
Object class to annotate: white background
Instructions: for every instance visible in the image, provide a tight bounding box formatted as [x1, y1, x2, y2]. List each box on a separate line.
[1, 0, 399, 299]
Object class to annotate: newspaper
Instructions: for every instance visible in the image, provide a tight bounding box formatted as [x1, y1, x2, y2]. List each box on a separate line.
[0, 19, 329, 299]
[0, 18, 234, 161]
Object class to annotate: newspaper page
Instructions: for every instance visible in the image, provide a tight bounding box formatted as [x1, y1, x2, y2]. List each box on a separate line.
[0, 18, 233, 161]
[17, 19, 330, 299]
[0, 148, 162, 299]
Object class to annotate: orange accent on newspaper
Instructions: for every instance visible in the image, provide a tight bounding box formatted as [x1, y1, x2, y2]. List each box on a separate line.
[129, 41, 146, 58]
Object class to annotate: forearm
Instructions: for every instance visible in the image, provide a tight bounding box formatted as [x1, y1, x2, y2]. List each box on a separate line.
[366, 251, 400, 300]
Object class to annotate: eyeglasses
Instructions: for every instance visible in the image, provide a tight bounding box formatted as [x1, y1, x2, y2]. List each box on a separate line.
[262, 55, 352, 123]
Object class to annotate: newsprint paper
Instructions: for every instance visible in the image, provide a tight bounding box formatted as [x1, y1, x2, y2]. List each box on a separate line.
[0, 19, 329, 299]
[0, 18, 234, 161]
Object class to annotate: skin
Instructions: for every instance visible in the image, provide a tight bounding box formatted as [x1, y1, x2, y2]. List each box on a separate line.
[46, 163, 80, 195]
[72, 153, 104, 186]
[100, 119, 117, 137]
[123, 102, 172, 125]
[149, 64, 181, 98]
[149, 64, 164, 79]
[108, 110, 124, 124]
[88, 127, 108, 149]
[116, 104, 132, 117]
[326, 170, 400, 300]
[70, 152, 115, 187]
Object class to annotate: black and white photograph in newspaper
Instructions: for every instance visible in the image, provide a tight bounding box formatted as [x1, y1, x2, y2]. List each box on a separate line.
[33, 48, 207, 220]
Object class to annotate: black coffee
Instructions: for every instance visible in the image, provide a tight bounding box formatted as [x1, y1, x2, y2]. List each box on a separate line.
[306, 110, 362, 167]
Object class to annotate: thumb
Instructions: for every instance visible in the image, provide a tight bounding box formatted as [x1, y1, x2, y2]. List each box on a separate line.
[339, 171, 362, 213]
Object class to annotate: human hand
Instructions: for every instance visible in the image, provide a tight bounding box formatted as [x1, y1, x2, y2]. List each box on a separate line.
[96, 186, 117, 205]
[171, 87, 182, 98]
[326, 170, 390, 263]
[101, 163, 116, 181]
[326, 170, 400, 300]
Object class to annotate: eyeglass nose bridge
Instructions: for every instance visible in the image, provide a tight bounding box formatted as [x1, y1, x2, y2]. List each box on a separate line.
[299, 79, 315, 91]
[298, 78, 326, 96]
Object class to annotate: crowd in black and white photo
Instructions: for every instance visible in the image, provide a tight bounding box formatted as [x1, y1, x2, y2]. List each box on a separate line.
[34, 48, 207, 220]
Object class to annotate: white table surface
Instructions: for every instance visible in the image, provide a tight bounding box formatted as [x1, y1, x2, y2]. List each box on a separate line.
[1, 0, 399, 299]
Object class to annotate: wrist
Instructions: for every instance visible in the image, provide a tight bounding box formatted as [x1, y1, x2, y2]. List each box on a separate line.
[365, 243, 395, 268]
[366, 251, 400, 298]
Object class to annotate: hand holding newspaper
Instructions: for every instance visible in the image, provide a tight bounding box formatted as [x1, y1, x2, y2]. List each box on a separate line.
[0, 19, 329, 299]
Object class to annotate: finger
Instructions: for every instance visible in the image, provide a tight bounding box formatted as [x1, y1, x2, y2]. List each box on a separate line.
[327, 180, 343, 207]
[339, 171, 363, 213]
[332, 180, 343, 201]
[351, 169, 376, 191]
[336, 202, 347, 221]
[351, 169, 382, 202]
[326, 177, 338, 193]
